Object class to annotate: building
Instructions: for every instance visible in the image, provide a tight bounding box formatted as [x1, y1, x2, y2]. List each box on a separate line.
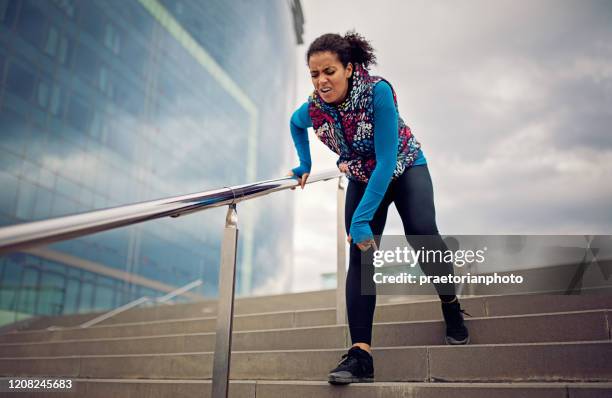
[0, 0, 303, 325]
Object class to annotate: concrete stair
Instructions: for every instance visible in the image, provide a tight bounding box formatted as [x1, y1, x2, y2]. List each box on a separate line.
[11, 289, 342, 331]
[0, 290, 611, 397]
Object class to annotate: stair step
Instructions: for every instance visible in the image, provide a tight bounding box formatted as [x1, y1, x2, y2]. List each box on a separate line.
[0, 309, 336, 343]
[1, 341, 610, 382]
[1, 378, 610, 398]
[18, 289, 341, 331]
[3, 293, 611, 344]
[0, 309, 608, 356]
[14, 290, 612, 333]
[252, 381, 612, 398]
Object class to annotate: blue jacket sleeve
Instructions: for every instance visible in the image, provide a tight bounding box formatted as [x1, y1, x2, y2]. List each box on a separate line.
[290, 102, 313, 177]
[349, 81, 398, 244]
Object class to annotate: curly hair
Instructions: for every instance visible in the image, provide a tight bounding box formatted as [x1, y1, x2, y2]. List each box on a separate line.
[306, 31, 377, 69]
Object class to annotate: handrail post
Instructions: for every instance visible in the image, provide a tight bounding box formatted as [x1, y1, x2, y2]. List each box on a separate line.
[336, 177, 347, 325]
[211, 204, 239, 398]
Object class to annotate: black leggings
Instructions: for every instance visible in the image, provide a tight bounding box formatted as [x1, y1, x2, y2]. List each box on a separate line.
[345, 164, 456, 345]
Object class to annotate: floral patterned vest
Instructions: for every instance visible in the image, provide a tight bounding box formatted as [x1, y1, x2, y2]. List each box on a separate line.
[308, 63, 421, 183]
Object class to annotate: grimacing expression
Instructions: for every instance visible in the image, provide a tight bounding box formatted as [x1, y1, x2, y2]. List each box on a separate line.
[308, 51, 353, 105]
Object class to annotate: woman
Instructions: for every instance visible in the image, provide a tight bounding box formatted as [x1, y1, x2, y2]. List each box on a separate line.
[289, 32, 469, 385]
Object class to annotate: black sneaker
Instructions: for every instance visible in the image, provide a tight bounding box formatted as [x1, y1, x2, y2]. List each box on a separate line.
[328, 346, 374, 385]
[441, 299, 471, 345]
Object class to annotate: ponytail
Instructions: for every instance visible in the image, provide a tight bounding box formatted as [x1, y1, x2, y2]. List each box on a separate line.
[343, 31, 376, 69]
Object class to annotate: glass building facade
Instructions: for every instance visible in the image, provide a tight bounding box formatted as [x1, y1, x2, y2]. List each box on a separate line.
[0, 0, 302, 324]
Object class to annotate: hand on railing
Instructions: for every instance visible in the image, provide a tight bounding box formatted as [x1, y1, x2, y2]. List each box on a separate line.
[287, 170, 310, 190]
[338, 162, 349, 174]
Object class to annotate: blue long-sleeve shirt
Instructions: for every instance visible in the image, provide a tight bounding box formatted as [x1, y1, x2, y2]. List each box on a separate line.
[290, 81, 427, 244]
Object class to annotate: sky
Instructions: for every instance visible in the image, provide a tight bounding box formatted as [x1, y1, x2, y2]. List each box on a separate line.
[289, 0, 612, 292]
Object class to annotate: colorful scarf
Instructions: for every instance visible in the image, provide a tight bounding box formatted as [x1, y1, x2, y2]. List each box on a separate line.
[308, 63, 421, 183]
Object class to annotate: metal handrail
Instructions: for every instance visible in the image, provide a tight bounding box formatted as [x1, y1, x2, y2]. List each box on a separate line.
[78, 296, 150, 329]
[0, 170, 342, 255]
[0, 169, 346, 398]
[156, 279, 204, 304]
[76, 279, 203, 329]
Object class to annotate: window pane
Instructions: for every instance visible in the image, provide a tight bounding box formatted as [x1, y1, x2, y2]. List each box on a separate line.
[73, 44, 97, 82]
[93, 285, 114, 310]
[0, 257, 22, 310]
[15, 180, 37, 220]
[21, 159, 40, 183]
[58, 36, 69, 64]
[63, 278, 79, 314]
[49, 85, 63, 116]
[0, 52, 5, 81]
[44, 26, 59, 56]
[67, 95, 92, 132]
[15, 1, 46, 47]
[0, 108, 29, 154]
[78, 282, 94, 313]
[51, 193, 79, 217]
[52, 0, 76, 18]
[32, 186, 53, 220]
[0, 0, 10, 23]
[37, 272, 65, 315]
[98, 66, 107, 92]
[6, 62, 36, 101]
[17, 268, 39, 315]
[37, 80, 49, 108]
[0, 0, 17, 27]
[24, 127, 48, 164]
[79, 3, 105, 41]
[38, 167, 55, 190]
[0, 169, 19, 216]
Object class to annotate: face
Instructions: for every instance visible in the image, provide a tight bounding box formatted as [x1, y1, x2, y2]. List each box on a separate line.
[308, 51, 353, 105]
